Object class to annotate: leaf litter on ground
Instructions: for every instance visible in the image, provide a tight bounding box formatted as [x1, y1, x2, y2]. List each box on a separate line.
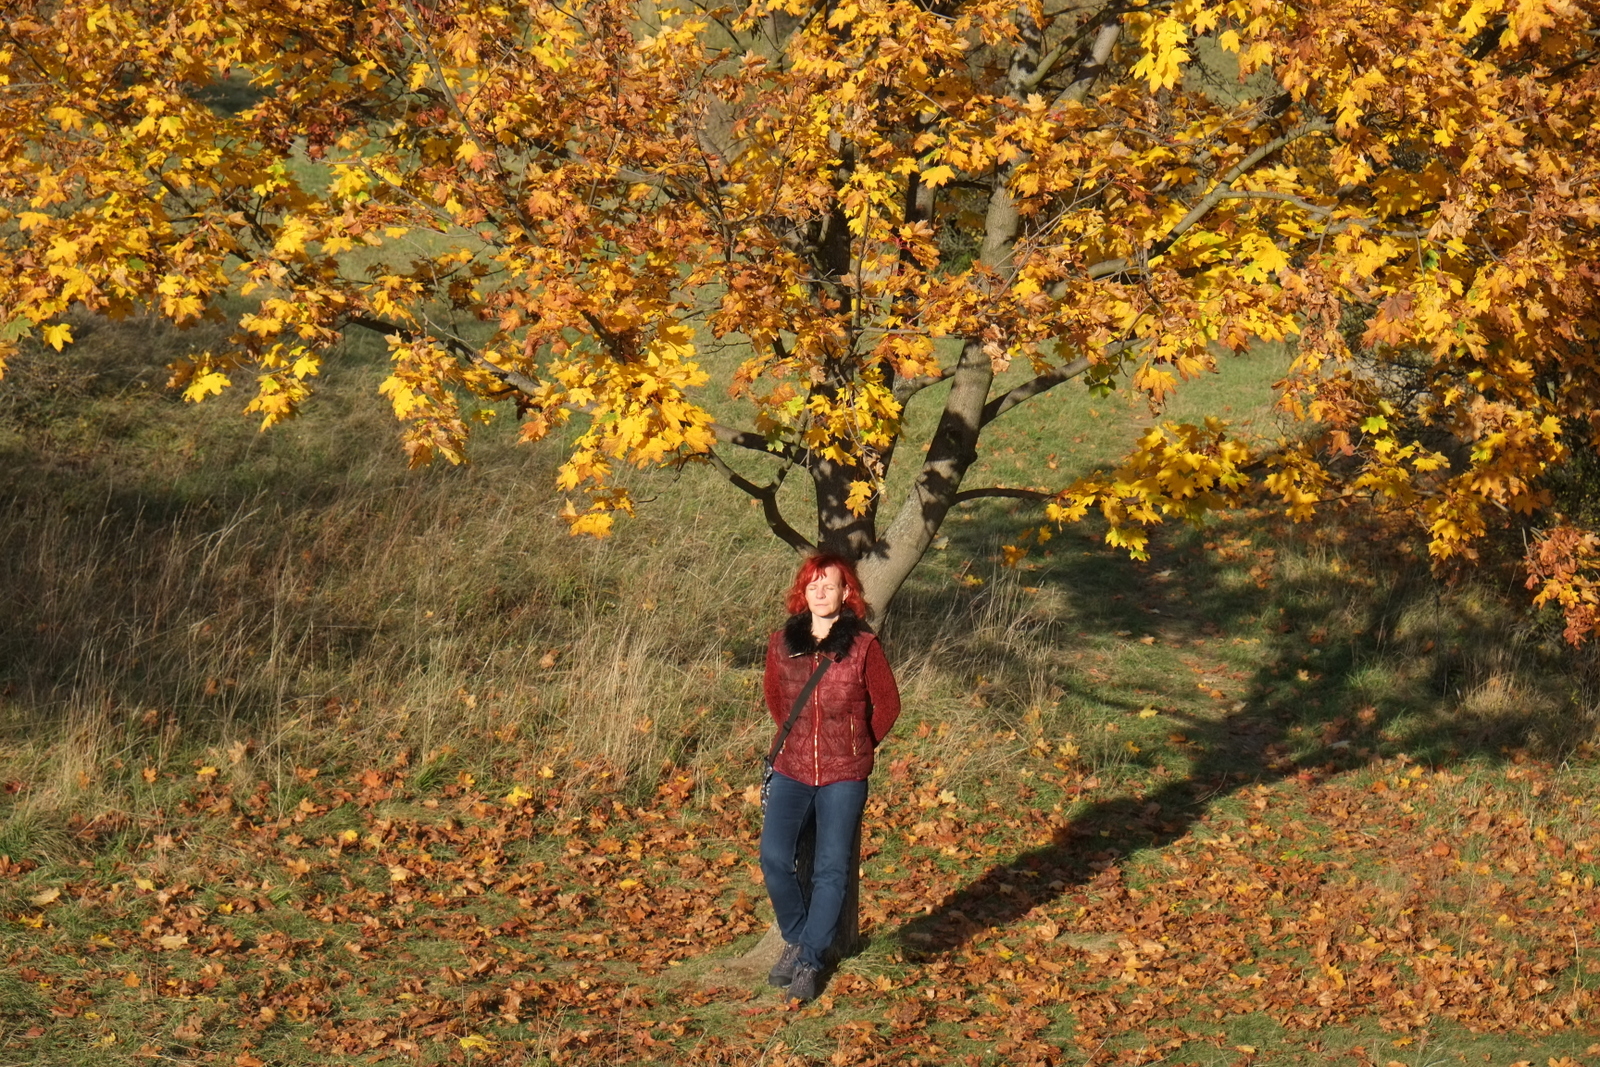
[8, 744, 1600, 1066]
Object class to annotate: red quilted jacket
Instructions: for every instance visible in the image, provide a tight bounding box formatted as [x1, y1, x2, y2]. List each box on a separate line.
[764, 612, 900, 786]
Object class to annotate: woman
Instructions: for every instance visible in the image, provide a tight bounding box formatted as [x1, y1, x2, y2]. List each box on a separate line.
[760, 554, 900, 1002]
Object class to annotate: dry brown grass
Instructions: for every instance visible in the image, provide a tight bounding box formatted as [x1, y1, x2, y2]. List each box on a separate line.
[5, 311, 1600, 836]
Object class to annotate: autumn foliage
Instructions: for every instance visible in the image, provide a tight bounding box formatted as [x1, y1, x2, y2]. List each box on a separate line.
[10, 749, 1600, 1064]
[2, 0, 1600, 624]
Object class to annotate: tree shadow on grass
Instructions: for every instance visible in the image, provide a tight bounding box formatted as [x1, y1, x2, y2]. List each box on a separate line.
[893, 504, 1587, 959]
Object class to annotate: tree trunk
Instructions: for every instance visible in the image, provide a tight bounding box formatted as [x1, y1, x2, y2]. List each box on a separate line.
[738, 808, 864, 976]
[741, 0, 1102, 980]
[795, 809, 863, 963]
[812, 452, 879, 561]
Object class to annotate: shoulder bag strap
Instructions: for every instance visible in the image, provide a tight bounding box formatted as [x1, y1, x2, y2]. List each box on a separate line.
[766, 656, 834, 766]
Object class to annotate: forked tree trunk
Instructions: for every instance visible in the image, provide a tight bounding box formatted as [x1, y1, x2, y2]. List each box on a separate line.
[739, 0, 1121, 982]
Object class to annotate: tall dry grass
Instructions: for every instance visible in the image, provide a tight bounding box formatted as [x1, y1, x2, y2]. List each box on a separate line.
[0, 457, 809, 814]
[5, 311, 1600, 849]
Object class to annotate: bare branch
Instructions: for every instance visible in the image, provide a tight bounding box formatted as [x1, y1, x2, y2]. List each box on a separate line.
[704, 449, 816, 552]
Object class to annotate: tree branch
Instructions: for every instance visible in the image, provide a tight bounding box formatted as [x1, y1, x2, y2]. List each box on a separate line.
[951, 486, 1054, 503]
[981, 355, 1091, 425]
[703, 449, 815, 552]
[1052, 18, 1124, 106]
[1085, 117, 1334, 280]
[893, 373, 947, 405]
[460, 347, 543, 397]
[710, 422, 803, 461]
[1214, 190, 1336, 215]
[345, 314, 547, 396]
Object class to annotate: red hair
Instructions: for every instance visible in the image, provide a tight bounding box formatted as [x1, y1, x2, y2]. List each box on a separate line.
[785, 554, 868, 618]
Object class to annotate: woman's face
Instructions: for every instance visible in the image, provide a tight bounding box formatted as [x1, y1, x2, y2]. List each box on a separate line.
[805, 565, 847, 619]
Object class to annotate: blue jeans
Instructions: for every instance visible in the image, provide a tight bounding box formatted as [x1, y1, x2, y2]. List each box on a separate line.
[759, 771, 868, 971]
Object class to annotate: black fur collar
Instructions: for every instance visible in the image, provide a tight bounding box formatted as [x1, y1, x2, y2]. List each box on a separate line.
[783, 611, 866, 658]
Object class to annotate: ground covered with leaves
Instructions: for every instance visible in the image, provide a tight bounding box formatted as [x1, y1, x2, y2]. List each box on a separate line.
[8, 738, 1600, 1067]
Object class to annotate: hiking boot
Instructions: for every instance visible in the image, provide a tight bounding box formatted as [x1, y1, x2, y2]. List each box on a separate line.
[787, 963, 822, 1003]
[767, 941, 802, 987]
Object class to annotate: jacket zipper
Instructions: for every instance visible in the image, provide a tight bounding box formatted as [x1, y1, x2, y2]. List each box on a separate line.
[812, 651, 821, 784]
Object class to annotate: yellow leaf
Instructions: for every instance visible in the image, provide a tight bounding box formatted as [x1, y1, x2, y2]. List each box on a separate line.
[844, 480, 874, 516]
[459, 1035, 495, 1052]
[565, 510, 614, 538]
[1132, 14, 1190, 91]
[157, 934, 188, 950]
[48, 106, 84, 130]
[273, 216, 312, 256]
[503, 784, 533, 804]
[388, 865, 412, 883]
[183, 372, 231, 403]
[921, 164, 956, 188]
[41, 323, 72, 351]
[29, 887, 61, 906]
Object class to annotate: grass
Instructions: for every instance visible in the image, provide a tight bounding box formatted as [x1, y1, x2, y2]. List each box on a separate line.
[12, 754, 1600, 1065]
[5, 311, 1600, 1063]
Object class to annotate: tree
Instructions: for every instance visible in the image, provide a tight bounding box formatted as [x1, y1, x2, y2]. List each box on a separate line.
[3, 0, 1599, 630]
